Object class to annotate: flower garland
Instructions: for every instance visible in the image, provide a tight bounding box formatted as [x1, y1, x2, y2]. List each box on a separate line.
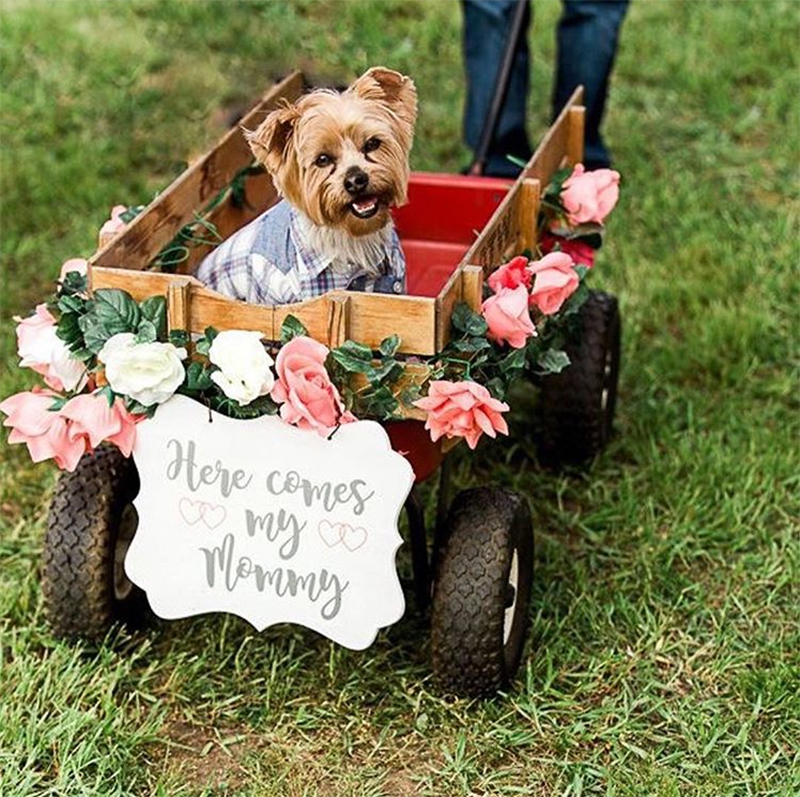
[1, 164, 620, 469]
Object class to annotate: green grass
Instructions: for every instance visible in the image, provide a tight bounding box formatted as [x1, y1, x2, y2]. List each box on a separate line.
[1, 1, 799, 795]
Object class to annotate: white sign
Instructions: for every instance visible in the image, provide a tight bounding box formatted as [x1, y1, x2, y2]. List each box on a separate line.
[125, 395, 414, 650]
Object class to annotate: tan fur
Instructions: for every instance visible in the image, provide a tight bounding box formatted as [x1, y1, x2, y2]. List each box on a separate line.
[245, 67, 417, 239]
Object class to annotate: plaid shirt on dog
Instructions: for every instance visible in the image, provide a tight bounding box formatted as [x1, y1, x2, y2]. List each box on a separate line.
[195, 200, 406, 305]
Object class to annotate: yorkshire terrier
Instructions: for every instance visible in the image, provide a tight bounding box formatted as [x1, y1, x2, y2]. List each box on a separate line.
[196, 67, 417, 305]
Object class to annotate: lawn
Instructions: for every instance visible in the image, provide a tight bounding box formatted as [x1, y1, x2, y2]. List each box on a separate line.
[1, 1, 798, 795]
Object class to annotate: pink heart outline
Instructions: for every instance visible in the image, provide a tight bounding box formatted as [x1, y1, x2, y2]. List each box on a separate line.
[341, 524, 368, 551]
[318, 519, 344, 547]
[201, 503, 226, 529]
[178, 497, 203, 525]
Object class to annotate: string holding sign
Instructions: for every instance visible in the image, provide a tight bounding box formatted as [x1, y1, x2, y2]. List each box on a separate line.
[124, 395, 414, 650]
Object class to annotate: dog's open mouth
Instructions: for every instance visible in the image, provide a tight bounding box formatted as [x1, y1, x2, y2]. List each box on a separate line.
[349, 195, 381, 219]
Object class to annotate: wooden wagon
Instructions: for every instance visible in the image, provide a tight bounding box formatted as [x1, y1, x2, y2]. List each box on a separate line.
[43, 72, 621, 697]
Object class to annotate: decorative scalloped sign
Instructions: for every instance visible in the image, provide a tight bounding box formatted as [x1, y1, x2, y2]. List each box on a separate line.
[125, 395, 413, 650]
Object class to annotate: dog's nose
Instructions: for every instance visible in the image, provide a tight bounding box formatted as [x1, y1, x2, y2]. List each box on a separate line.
[344, 167, 369, 196]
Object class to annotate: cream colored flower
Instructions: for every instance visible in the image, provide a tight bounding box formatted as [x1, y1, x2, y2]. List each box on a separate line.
[100, 333, 186, 406]
[208, 330, 275, 406]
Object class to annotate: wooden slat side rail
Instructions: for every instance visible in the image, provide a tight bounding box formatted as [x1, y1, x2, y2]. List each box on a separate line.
[460, 266, 484, 314]
[166, 280, 192, 333]
[567, 106, 586, 167]
[177, 170, 280, 275]
[326, 295, 350, 349]
[516, 178, 541, 254]
[434, 267, 463, 351]
[90, 71, 304, 272]
[523, 85, 584, 185]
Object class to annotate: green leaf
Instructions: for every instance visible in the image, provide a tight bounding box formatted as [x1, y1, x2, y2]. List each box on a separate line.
[135, 319, 158, 344]
[574, 264, 589, 281]
[280, 315, 308, 344]
[204, 326, 219, 342]
[369, 359, 403, 385]
[330, 349, 375, 376]
[78, 314, 113, 354]
[93, 289, 141, 333]
[336, 340, 373, 361]
[451, 302, 488, 337]
[448, 336, 492, 354]
[560, 282, 590, 317]
[169, 329, 190, 348]
[57, 312, 88, 354]
[544, 166, 573, 199]
[120, 205, 145, 224]
[485, 378, 507, 400]
[59, 271, 88, 297]
[57, 294, 86, 314]
[98, 385, 116, 407]
[209, 393, 277, 420]
[184, 361, 214, 392]
[499, 347, 527, 374]
[379, 334, 401, 358]
[399, 385, 422, 406]
[536, 349, 571, 375]
[125, 398, 157, 418]
[139, 296, 167, 339]
[360, 385, 399, 420]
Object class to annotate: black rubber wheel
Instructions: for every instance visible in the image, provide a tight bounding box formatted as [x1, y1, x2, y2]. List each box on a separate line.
[431, 487, 533, 697]
[42, 445, 149, 641]
[538, 290, 621, 466]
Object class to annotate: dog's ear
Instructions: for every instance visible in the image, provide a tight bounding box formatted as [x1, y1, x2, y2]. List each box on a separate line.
[348, 67, 418, 132]
[244, 102, 300, 175]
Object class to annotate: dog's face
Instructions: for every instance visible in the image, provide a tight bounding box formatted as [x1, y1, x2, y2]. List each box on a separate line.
[247, 68, 417, 237]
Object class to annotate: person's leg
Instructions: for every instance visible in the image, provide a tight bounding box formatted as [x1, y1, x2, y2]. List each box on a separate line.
[462, 0, 532, 176]
[553, 0, 629, 169]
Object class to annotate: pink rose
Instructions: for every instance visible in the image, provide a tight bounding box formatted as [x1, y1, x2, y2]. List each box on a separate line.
[60, 393, 140, 457]
[539, 231, 595, 268]
[59, 258, 89, 281]
[0, 390, 87, 471]
[528, 252, 579, 316]
[481, 285, 537, 349]
[99, 205, 128, 239]
[16, 304, 87, 392]
[487, 255, 532, 293]
[560, 164, 620, 225]
[270, 336, 355, 435]
[413, 380, 509, 450]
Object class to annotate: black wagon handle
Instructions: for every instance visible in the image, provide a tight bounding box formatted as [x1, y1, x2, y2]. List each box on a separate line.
[467, 0, 530, 176]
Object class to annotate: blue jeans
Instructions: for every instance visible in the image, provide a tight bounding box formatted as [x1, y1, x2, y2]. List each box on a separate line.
[462, 0, 629, 175]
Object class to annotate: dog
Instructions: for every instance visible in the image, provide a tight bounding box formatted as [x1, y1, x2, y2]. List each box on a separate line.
[195, 67, 417, 305]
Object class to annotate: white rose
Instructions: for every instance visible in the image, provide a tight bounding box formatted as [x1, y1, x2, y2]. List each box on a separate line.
[48, 336, 89, 392]
[208, 330, 275, 406]
[97, 332, 137, 364]
[16, 305, 87, 392]
[100, 333, 187, 406]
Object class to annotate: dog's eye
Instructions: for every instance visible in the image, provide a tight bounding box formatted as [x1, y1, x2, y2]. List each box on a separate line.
[314, 153, 334, 168]
[363, 137, 381, 154]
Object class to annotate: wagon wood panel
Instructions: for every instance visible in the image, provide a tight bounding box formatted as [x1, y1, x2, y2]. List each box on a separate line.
[90, 71, 304, 273]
